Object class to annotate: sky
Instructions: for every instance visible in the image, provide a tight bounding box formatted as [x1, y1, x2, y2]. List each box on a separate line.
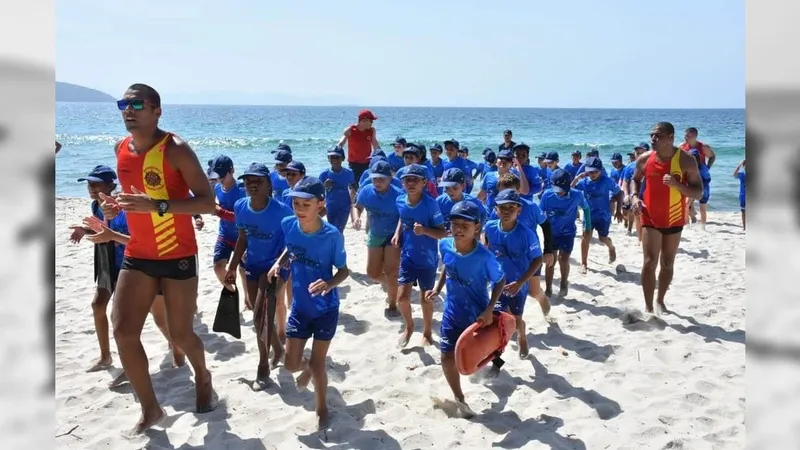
[55, 0, 746, 108]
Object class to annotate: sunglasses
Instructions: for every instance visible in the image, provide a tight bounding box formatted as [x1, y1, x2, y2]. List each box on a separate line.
[117, 98, 146, 111]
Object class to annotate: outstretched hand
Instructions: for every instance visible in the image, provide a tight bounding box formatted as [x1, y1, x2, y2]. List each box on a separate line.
[117, 186, 155, 213]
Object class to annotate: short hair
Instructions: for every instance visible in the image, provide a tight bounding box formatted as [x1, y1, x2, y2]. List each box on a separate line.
[127, 83, 161, 107]
[655, 121, 675, 136]
[685, 127, 698, 135]
[504, 129, 513, 136]
[497, 173, 520, 190]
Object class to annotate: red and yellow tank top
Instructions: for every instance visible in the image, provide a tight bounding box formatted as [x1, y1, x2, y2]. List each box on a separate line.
[642, 148, 686, 228]
[679, 141, 706, 161]
[347, 125, 374, 164]
[116, 133, 198, 260]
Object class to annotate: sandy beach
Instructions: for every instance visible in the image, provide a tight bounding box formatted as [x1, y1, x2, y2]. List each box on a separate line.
[55, 197, 745, 449]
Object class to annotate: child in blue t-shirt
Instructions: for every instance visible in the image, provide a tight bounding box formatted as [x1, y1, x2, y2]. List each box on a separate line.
[226, 163, 294, 384]
[392, 164, 447, 348]
[540, 169, 592, 297]
[436, 168, 488, 231]
[269, 176, 350, 428]
[733, 159, 746, 230]
[688, 149, 712, 230]
[353, 160, 404, 313]
[427, 201, 505, 418]
[319, 146, 357, 236]
[571, 157, 623, 274]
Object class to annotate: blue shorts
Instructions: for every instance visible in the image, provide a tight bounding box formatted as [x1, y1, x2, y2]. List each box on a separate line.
[326, 206, 350, 234]
[440, 319, 470, 353]
[553, 234, 576, 254]
[398, 261, 437, 291]
[213, 239, 235, 263]
[739, 193, 746, 210]
[700, 181, 711, 204]
[286, 308, 339, 341]
[495, 290, 527, 316]
[590, 216, 611, 237]
[245, 265, 270, 282]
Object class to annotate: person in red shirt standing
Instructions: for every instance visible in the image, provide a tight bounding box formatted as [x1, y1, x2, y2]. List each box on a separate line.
[337, 109, 381, 184]
[99, 84, 217, 435]
[680, 127, 716, 223]
[630, 122, 704, 315]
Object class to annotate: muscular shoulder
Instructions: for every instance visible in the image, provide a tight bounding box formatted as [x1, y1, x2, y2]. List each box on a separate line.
[678, 149, 697, 168]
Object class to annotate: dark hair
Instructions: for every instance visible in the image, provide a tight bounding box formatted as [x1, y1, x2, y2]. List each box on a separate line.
[127, 83, 161, 107]
[504, 129, 513, 136]
[685, 127, 698, 135]
[497, 173, 520, 190]
[655, 121, 675, 136]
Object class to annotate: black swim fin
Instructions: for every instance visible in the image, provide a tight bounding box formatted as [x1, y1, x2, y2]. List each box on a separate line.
[212, 286, 241, 339]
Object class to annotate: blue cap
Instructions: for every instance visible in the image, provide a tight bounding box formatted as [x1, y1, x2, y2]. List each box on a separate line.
[271, 143, 292, 154]
[399, 164, 427, 179]
[512, 142, 531, 152]
[495, 189, 523, 206]
[497, 149, 514, 160]
[272, 149, 292, 164]
[439, 168, 466, 187]
[393, 137, 407, 147]
[429, 143, 443, 152]
[584, 156, 603, 172]
[544, 151, 559, 163]
[550, 169, 571, 193]
[369, 155, 388, 168]
[537, 152, 547, 160]
[443, 139, 459, 149]
[327, 146, 345, 158]
[78, 165, 117, 183]
[402, 144, 420, 156]
[610, 152, 623, 162]
[449, 200, 480, 223]
[369, 149, 387, 159]
[483, 147, 493, 155]
[369, 160, 393, 178]
[484, 150, 497, 164]
[208, 155, 234, 178]
[635, 142, 650, 150]
[688, 148, 701, 157]
[587, 148, 599, 157]
[286, 176, 325, 200]
[285, 160, 306, 174]
[238, 162, 270, 178]
[571, 150, 582, 157]
[458, 146, 469, 154]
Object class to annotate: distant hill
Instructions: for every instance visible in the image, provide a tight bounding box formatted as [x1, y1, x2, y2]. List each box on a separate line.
[56, 82, 115, 102]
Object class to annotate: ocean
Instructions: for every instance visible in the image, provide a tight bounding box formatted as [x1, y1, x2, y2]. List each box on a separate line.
[56, 103, 745, 210]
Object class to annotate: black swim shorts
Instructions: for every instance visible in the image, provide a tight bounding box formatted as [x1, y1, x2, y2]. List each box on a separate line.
[121, 255, 198, 280]
[642, 225, 683, 236]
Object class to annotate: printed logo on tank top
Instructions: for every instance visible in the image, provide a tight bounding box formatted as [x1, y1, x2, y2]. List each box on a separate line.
[144, 165, 165, 190]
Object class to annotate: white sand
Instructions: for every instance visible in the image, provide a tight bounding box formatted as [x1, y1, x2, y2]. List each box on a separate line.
[55, 197, 745, 449]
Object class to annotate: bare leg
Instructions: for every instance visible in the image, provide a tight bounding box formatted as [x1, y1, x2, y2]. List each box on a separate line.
[634, 214, 643, 244]
[640, 227, 662, 313]
[441, 352, 474, 418]
[88, 288, 113, 372]
[558, 251, 571, 296]
[111, 270, 163, 435]
[544, 251, 556, 297]
[421, 290, 434, 346]
[529, 276, 551, 319]
[599, 236, 616, 263]
[161, 277, 214, 414]
[741, 210, 746, 230]
[276, 282, 287, 344]
[579, 230, 591, 273]
[308, 339, 332, 429]
[250, 279, 270, 383]
[515, 315, 528, 358]
[397, 283, 414, 348]
[384, 246, 401, 312]
[655, 232, 682, 313]
[150, 294, 185, 367]
[699, 203, 708, 229]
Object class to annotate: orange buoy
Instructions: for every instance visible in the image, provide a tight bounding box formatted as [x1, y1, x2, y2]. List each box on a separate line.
[454, 312, 517, 375]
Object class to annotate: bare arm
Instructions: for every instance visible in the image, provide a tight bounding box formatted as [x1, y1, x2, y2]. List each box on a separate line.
[432, 268, 447, 294]
[371, 128, 380, 150]
[327, 266, 351, 289]
[677, 152, 705, 200]
[487, 276, 506, 311]
[733, 160, 744, 177]
[337, 127, 351, 149]
[630, 152, 649, 197]
[162, 138, 216, 215]
[227, 228, 247, 272]
[517, 162, 530, 195]
[703, 144, 716, 168]
[421, 224, 448, 240]
[477, 189, 487, 202]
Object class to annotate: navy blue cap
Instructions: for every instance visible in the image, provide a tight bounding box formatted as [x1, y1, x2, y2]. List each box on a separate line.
[429, 143, 443, 152]
[285, 160, 306, 174]
[550, 169, 571, 193]
[635, 142, 650, 150]
[286, 176, 325, 200]
[208, 155, 234, 178]
[484, 150, 497, 164]
[327, 146, 345, 158]
[369, 155, 388, 168]
[399, 164, 427, 179]
[610, 152, 623, 162]
[402, 144, 420, 156]
[571, 150, 582, 157]
[483, 147, 493, 155]
[449, 200, 481, 223]
[393, 137, 407, 146]
[238, 162, 270, 179]
[497, 149, 514, 160]
[627, 151, 636, 157]
[544, 151, 559, 163]
[271, 143, 292, 154]
[537, 152, 547, 160]
[495, 189, 523, 206]
[458, 146, 469, 154]
[584, 156, 603, 172]
[443, 139, 459, 149]
[512, 142, 531, 152]
[369, 149, 387, 159]
[587, 150, 600, 158]
[369, 160, 393, 178]
[272, 149, 292, 164]
[78, 165, 117, 183]
[439, 168, 466, 187]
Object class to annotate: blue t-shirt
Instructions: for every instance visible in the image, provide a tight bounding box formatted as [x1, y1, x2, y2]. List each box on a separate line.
[319, 167, 355, 212]
[396, 193, 445, 268]
[270, 172, 290, 200]
[359, 172, 403, 190]
[539, 189, 589, 237]
[577, 164, 608, 178]
[282, 188, 294, 210]
[564, 162, 582, 179]
[387, 153, 405, 172]
[443, 157, 474, 189]
[215, 182, 247, 242]
[436, 193, 488, 229]
[483, 220, 542, 292]
[488, 197, 546, 233]
[356, 184, 403, 237]
[234, 197, 293, 271]
[699, 164, 711, 182]
[609, 165, 624, 185]
[481, 171, 502, 212]
[439, 238, 505, 329]
[91, 201, 129, 269]
[737, 170, 746, 198]
[430, 159, 445, 180]
[396, 164, 435, 183]
[573, 175, 621, 221]
[518, 164, 543, 199]
[537, 166, 552, 190]
[282, 216, 347, 316]
[622, 161, 646, 194]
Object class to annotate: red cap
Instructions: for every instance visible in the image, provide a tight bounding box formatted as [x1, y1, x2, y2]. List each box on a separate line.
[358, 109, 377, 121]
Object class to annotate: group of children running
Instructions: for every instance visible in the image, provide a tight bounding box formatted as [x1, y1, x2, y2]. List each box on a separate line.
[69, 130, 746, 425]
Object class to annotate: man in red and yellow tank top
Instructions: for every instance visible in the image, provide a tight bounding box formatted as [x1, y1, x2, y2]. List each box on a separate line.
[337, 109, 381, 184]
[98, 84, 217, 435]
[630, 122, 704, 315]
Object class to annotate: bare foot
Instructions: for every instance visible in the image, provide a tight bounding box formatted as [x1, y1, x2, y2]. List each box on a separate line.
[316, 407, 330, 430]
[608, 246, 617, 263]
[172, 349, 186, 368]
[559, 281, 569, 297]
[455, 400, 476, 419]
[385, 305, 400, 318]
[421, 333, 434, 347]
[579, 265, 588, 275]
[108, 370, 129, 388]
[544, 286, 553, 297]
[656, 301, 671, 315]
[539, 298, 551, 317]
[256, 364, 270, 383]
[296, 368, 312, 391]
[270, 346, 284, 369]
[397, 329, 413, 348]
[518, 336, 529, 358]
[86, 356, 112, 373]
[128, 406, 165, 436]
[195, 370, 216, 413]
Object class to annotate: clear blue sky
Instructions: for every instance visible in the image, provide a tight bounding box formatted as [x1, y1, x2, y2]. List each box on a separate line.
[56, 0, 744, 108]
